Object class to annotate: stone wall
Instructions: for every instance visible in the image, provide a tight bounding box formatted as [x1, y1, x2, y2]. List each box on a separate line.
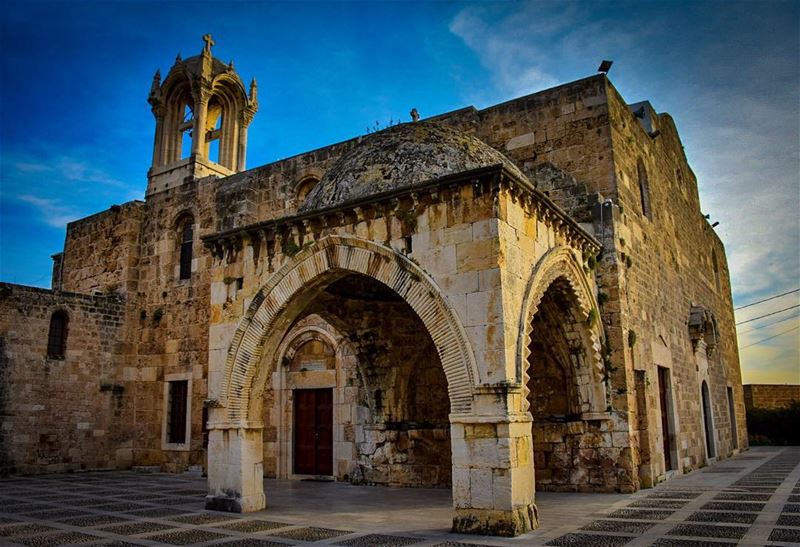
[60, 201, 144, 296]
[744, 384, 800, 410]
[0, 283, 132, 474]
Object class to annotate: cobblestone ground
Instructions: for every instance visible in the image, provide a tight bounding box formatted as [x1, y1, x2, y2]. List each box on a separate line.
[0, 447, 798, 546]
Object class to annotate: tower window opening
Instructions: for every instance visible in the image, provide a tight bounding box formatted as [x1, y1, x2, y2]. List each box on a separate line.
[206, 102, 223, 164]
[179, 218, 194, 280]
[637, 158, 652, 219]
[180, 104, 193, 159]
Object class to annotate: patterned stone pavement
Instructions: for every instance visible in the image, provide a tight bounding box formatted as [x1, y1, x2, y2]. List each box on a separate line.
[0, 447, 798, 546]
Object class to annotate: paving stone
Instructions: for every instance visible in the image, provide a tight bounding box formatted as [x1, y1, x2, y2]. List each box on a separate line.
[0, 503, 54, 513]
[269, 526, 353, 541]
[90, 502, 151, 512]
[646, 491, 702, 500]
[87, 541, 142, 547]
[66, 498, 118, 507]
[99, 521, 178, 535]
[687, 511, 758, 524]
[430, 543, 496, 547]
[545, 533, 633, 546]
[629, 499, 688, 509]
[21, 509, 93, 520]
[651, 540, 737, 547]
[769, 528, 800, 543]
[60, 515, 131, 527]
[168, 512, 239, 525]
[783, 503, 800, 514]
[607, 508, 674, 520]
[215, 520, 290, 532]
[0, 523, 59, 537]
[666, 523, 749, 539]
[145, 529, 231, 545]
[789, 495, 800, 502]
[701, 501, 765, 511]
[111, 493, 162, 501]
[580, 520, 655, 533]
[724, 486, 776, 492]
[127, 507, 191, 518]
[14, 531, 101, 545]
[154, 497, 201, 505]
[335, 533, 422, 546]
[704, 467, 746, 473]
[714, 492, 771, 501]
[165, 489, 207, 496]
[776, 514, 800, 526]
[216, 540, 299, 547]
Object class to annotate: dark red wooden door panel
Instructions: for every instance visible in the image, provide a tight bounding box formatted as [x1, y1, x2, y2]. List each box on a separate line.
[294, 388, 333, 475]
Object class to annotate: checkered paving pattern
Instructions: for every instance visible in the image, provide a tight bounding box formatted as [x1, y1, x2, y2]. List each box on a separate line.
[0, 447, 797, 545]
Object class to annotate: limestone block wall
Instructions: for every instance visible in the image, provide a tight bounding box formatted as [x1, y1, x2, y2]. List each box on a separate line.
[60, 201, 144, 295]
[744, 384, 800, 410]
[0, 283, 132, 474]
[603, 84, 746, 483]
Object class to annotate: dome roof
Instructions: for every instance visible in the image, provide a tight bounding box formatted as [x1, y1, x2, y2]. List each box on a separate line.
[300, 122, 528, 211]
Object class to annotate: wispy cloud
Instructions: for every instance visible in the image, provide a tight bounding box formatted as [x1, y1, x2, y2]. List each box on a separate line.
[18, 194, 81, 228]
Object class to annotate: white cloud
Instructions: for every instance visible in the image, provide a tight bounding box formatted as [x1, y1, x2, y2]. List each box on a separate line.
[18, 194, 80, 228]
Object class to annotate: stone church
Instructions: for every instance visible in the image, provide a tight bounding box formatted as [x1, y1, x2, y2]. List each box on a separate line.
[0, 37, 746, 536]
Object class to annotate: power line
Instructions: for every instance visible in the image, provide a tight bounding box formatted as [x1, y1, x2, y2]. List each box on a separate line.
[738, 311, 800, 334]
[736, 304, 800, 325]
[735, 288, 799, 310]
[739, 325, 800, 350]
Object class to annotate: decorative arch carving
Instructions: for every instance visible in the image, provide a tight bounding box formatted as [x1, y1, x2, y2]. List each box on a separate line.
[217, 235, 478, 427]
[515, 246, 604, 412]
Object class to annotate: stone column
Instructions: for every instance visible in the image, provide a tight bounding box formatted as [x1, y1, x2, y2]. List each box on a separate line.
[205, 425, 266, 512]
[191, 95, 210, 159]
[450, 386, 538, 536]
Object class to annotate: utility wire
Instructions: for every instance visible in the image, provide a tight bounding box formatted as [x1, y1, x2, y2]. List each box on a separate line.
[737, 311, 800, 334]
[739, 325, 800, 350]
[735, 288, 799, 310]
[736, 304, 800, 325]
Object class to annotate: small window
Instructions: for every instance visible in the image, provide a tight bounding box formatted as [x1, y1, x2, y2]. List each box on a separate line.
[711, 249, 721, 291]
[179, 219, 193, 280]
[637, 159, 651, 219]
[296, 177, 319, 203]
[47, 310, 69, 359]
[167, 380, 189, 444]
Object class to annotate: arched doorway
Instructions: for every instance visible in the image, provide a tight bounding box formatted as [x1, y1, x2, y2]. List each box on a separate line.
[264, 277, 452, 487]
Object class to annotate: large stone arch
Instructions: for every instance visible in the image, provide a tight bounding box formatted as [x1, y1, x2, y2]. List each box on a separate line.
[515, 246, 604, 412]
[218, 234, 478, 425]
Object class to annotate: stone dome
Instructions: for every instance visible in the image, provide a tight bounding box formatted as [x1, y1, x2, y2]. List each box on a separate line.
[300, 122, 528, 211]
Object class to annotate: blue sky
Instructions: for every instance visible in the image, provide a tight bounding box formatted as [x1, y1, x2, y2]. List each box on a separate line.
[0, 1, 798, 383]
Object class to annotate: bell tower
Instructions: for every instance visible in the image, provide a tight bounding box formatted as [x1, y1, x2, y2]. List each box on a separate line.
[146, 35, 258, 196]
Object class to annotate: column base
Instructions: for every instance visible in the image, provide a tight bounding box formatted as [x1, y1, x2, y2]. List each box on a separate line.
[452, 504, 539, 537]
[205, 493, 265, 513]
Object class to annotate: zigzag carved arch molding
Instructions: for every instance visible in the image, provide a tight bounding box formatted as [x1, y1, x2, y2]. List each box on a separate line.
[515, 246, 604, 410]
[218, 235, 478, 426]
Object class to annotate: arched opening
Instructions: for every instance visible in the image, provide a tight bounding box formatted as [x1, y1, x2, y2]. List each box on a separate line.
[637, 158, 651, 219]
[711, 249, 721, 291]
[295, 177, 319, 204]
[206, 98, 224, 164]
[262, 274, 451, 487]
[177, 215, 194, 280]
[46, 310, 69, 360]
[180, 103, 194, 159]
[701, 380, 716, 459]
[526, 277, 602, 491]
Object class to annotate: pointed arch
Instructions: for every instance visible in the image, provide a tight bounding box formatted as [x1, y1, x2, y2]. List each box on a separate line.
[515, 246, 604, 411]
[216, 235, 478, 426]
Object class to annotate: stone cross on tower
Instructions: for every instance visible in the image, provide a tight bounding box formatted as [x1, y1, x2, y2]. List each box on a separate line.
[202, 34, 215, 54]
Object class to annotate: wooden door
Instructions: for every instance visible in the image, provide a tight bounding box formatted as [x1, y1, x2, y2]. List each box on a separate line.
[294, 388, 333, 475]
[657, 367, 673, 471]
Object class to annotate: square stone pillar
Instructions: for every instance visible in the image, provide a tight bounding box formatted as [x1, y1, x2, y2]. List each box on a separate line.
[450, 387, 538, 536]
[206, 426, 265, 512]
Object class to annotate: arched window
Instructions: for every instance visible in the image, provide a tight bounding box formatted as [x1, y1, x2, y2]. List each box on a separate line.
[179, 217, 194, 280]
[701, 380, 716, 458]
[296, 177, 319, 203]
[711, 249, 721, 291]
[47, 310, 69, 359]
[637, 158, 652, 219]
